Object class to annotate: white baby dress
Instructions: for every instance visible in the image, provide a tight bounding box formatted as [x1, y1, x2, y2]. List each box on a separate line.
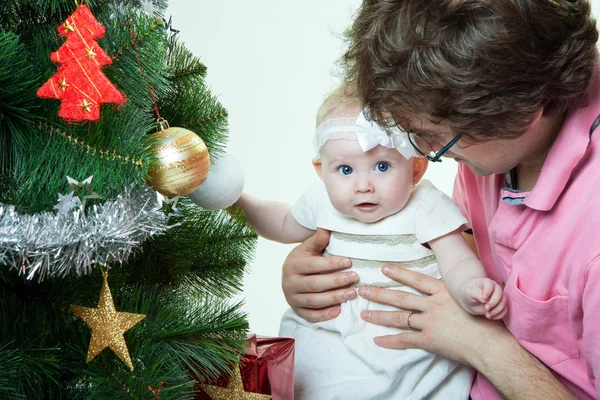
[279, 180, 474, 400]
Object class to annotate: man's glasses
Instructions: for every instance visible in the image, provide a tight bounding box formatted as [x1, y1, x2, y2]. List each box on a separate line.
[407, 132, 462, 162]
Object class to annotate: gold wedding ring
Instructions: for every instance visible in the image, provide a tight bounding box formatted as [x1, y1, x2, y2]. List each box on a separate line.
[407, 311, 414, 329]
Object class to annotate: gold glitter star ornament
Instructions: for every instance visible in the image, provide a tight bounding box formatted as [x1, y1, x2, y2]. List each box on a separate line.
[202, 365, 272, 400]
[70, 270, 146, 370]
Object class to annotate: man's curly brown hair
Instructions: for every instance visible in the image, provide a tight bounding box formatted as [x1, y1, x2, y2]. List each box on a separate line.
[344, 0, 598, 142]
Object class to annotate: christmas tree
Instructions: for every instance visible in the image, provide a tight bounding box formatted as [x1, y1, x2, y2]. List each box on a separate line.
[0, 1, 256, 398]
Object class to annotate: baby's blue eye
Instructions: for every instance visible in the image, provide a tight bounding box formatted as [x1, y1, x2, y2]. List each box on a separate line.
[338, 165, 353, 175]
[376, 162, 389, 172]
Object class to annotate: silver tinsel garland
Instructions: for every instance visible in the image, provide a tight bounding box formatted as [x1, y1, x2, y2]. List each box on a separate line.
[0, 187, 170, 281]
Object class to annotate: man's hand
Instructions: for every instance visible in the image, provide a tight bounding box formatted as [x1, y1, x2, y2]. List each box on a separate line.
[357, 264, 506, 367]
[281, 228, 358, 322]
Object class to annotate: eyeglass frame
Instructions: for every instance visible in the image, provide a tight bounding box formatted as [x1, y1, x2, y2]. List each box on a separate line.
[407, 132, 462, 162]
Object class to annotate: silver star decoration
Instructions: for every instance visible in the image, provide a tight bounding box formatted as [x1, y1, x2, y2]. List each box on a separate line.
[66, 176, 102, 212]
[54, 191, 82, 216]
[155, 192, 183, 221]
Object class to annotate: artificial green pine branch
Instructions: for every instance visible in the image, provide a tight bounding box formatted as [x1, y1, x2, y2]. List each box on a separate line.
[167, 40, 207, 81]
[157, 39, 229, 158]
[128, 200, 257, 298]
[158, 82, 229, 160]
[0, 346, 21, 399]
[0, 31, 40, 174]
[1, 1, 254, 397]
[103, 12, 170, 112]
[1, 267, 248, 398]
[0, 173, 17, 204]
[13, 106, 153, 211]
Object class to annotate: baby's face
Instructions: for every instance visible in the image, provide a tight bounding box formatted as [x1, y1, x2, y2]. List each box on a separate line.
[319, 139, 415, 223]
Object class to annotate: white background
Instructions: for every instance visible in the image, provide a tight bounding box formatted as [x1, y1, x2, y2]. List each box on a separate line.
[167, 0, 600, 336]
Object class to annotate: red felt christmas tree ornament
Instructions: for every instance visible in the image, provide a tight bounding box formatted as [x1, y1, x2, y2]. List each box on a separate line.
[37, 5, 126, 122]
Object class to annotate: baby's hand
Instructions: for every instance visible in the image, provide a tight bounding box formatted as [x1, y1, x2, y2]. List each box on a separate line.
[462, 278, 507, 320]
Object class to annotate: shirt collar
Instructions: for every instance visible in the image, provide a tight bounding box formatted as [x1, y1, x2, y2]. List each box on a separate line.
[523, 66, 600, 211]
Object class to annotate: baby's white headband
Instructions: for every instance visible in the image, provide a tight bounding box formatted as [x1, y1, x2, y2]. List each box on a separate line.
[313, 108, 417, 159]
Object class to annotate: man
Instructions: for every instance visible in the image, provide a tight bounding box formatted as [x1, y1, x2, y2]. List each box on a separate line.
[280, 0, 600, 398]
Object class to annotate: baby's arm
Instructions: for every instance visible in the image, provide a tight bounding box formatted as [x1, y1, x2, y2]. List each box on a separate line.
[428, 229, 507, 320]
[233, 193, 315, 244]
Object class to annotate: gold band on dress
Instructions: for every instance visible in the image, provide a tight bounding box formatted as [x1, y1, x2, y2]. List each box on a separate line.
[323, 250, 437, 289]
[331, 231, 417, 246]
[351, 281, 409, 289]
[324, 252, 436, 271]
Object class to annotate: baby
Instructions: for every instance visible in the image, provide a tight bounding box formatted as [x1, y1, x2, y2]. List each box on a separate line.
[234, 86, 506, 399]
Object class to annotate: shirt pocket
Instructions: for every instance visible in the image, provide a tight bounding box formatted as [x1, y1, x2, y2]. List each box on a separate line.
[504, 273, 580, 366]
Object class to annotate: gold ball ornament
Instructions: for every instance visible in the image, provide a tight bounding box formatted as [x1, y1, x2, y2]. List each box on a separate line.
[146, 125, 211, 197]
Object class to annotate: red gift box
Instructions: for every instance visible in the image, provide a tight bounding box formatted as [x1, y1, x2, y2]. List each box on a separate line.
[197, 334, 295, 400]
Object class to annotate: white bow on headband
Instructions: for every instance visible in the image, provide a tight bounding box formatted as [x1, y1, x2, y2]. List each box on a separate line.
[355, 110, 416, 159]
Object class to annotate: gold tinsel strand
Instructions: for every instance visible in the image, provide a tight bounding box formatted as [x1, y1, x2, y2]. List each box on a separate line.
[40, 122, 144, 166]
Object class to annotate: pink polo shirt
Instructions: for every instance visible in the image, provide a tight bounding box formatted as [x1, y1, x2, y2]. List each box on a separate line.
[453, 70, 600, 399]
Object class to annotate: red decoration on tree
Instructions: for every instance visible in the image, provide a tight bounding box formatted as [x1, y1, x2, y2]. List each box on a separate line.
[37, 5, 125, 122]
[196, 335, 295, 400]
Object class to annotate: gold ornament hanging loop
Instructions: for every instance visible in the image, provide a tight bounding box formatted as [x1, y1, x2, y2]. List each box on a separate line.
[157, 118, 170, 131]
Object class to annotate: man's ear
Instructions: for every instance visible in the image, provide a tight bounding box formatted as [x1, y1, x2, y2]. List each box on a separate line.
[412, 157, 428, 185]
[529, 107, 545, 127]
[312, 158, 323, 180]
